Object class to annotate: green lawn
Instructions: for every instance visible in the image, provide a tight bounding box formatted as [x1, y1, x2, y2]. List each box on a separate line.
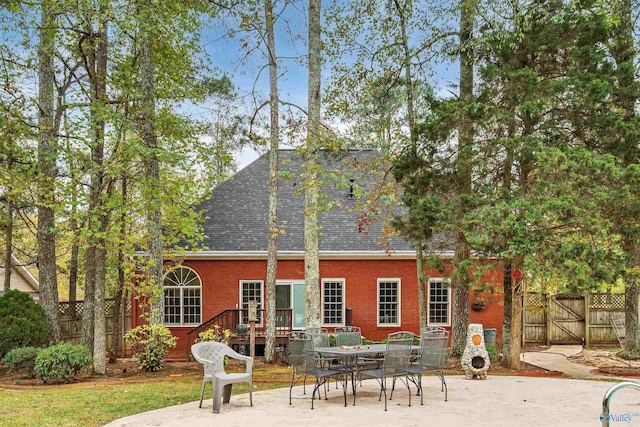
[0, 378, 283, 427]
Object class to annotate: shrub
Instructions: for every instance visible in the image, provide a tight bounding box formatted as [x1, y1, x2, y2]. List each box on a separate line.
[125, 324, 177, 372]
[2, 346, 42, 378]
[34, 343, 92, 384]
[486, 343, 498, 362]
[0, 290, 49, 358]
[196, 324, 231, 345]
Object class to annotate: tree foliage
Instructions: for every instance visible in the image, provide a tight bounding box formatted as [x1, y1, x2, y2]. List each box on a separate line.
[0, 0, 241, 369]
[0, 290, 49, 359]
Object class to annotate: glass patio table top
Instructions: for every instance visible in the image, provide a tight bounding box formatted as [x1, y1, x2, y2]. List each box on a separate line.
[313, 343, 420, 356]
[309, 343, 419, 407]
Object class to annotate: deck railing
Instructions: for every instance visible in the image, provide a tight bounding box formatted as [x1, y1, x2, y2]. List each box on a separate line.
[185, 308, 293, 359]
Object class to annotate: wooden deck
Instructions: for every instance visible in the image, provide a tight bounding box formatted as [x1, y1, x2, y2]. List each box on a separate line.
[185, 308, 294, 359]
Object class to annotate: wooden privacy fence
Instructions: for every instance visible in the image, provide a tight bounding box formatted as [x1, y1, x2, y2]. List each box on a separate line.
[524, 292, 624, 346]
[59, 298, 133, 357]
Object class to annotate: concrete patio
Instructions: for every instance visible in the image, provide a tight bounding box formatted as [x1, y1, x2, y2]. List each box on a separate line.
[103, 374, 640, 427]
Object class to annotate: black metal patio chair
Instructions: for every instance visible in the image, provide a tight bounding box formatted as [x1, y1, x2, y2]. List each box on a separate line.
[357, 331, 415, 410]
[288, 331, 346, 409]
[406, 327, 449, 403]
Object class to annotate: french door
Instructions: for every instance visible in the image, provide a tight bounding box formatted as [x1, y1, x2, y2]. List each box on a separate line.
[276, 281, 306, 329]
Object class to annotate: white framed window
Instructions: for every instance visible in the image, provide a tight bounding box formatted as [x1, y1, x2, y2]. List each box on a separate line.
[163, 266, 202, 326]
[428, 278, 451, 326]
[322, 279, 345, 326]
[378, 279, 401, 326]
[240, 280, 264, 326]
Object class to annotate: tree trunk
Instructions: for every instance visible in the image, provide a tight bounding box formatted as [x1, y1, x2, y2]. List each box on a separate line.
[500, 122, 515, 366]
[93, 243, 107, 374]
[81, 246, 96, 353]
[451, 0, 474, 356]
[416, 244, 428, 329]
[68, 167, 79, 303]
[501, 261, 513, 367]
[64, 108, 79, 304]
[91, 12, 109, 376]
[3, 154, 13, 293]
[264, 0, 279, 363]
[68, 244, 79, 303]
[625, 283, 639, 354]
[304, 0, 322, 329]
[509, 276, 523, 369]
[392, 0, 428, 328]
[37, 0, 62, 343]
[110, 177, 128, 363]
[110, 271, 125, 363]
[451, 236, 470, 355]
[610, 0, 640, 357]
[139, 3, 164, 325]
[79, 15, 109, 375]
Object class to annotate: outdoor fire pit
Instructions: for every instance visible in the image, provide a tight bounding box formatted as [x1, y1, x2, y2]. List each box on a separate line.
[461, 323, 490, 379]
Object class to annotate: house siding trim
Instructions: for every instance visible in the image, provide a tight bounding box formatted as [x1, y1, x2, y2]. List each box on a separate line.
[148, 250, 457, 261]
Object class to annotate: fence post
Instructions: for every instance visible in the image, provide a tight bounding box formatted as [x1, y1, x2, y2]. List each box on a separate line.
[545, 293, 551, 346]
[584, 292, 590, 347]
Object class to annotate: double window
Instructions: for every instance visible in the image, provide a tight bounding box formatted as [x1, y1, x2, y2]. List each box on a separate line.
[163, 266, 201, 326]
[240, 281, 264, 326]
[428, 278, 451, 326]
[378, 279, 401, 326]
[322, 279, 345, 326]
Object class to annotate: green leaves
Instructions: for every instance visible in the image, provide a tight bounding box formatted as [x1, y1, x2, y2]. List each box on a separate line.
[124, 324, 177, 372]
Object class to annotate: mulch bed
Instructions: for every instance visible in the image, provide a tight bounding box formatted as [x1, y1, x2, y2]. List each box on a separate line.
[0, 346, 594, 389]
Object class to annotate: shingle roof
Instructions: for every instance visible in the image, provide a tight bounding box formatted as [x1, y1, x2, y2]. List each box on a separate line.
[196, 149, 453, 255]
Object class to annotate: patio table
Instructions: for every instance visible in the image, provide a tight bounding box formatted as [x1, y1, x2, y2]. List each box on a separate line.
[313, 344, 418, 406]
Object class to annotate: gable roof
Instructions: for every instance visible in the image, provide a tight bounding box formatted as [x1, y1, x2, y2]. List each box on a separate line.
[190, 149, 453, 259]
[0, 254, 40, 301]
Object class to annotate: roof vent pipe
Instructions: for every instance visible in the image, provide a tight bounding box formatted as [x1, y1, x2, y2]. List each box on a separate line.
[348, 178, 355, 199]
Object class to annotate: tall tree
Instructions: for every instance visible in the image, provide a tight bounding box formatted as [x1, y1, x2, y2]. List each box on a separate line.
[304, 0, 322, 328]
[608, 0, 640, 356]
[37, 0, 62, 343]
[264, 0, 280, 363]
[84, 5, 110, 374]
[326, 0, 452, 329]
[450, 0, 475, 356]
[75, 3, 110, 375]
[138, 0, 164, 325]
[391, 0, 429, 329]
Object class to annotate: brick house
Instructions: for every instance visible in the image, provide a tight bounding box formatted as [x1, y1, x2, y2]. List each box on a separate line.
[131, 150, 504, 359]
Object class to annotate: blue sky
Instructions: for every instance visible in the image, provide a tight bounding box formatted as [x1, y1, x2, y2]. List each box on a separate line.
[201, 8, 309, 169]
[199, 3, 459, 170]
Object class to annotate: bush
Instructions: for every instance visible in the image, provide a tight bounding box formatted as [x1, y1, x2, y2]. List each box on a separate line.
[486, 343, 498, 362]
[196, 324, 231, 345]
[0, 290, 49, 358]
[125, 324, 177, 372]
[34, 343, 92, 384]
[2, 346, 42, 378]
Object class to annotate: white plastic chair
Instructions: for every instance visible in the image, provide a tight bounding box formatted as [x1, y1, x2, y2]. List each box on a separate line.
[191, 341, 253, 413]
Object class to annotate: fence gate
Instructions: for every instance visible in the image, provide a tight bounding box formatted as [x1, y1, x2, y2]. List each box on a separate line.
[525, 292, 623, 345]
[548, 295, 585, 344]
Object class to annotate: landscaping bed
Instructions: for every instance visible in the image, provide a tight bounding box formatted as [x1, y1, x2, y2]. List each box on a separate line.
[0, 352, 554, 389]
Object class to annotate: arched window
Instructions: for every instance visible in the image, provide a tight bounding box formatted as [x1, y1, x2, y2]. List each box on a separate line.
[163, 266, 201, 326]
